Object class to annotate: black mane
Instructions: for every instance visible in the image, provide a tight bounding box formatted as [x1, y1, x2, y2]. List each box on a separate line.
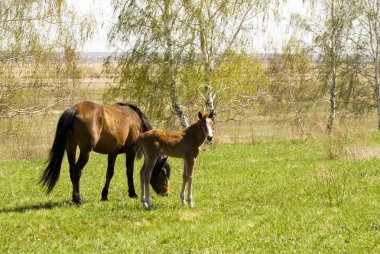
[116, 102, 153, 132]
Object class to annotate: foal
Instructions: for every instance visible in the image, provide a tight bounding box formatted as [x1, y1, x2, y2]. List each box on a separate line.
[138, 111, 214, 208]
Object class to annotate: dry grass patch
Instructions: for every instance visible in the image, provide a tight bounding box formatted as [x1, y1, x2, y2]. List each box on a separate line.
[346, 145, 380, 160]
[179, 210, 202, 222]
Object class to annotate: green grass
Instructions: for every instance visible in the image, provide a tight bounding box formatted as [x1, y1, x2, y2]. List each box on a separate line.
[1, 135, 380, 253]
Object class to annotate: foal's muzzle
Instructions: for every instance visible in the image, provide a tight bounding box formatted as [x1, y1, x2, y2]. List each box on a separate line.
[207, 136, 213, 141]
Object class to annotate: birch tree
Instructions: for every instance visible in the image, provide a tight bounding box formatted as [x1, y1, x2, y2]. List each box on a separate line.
[183, 0, 275, 112]
[294, 0, 354, 135]
[107, 0, 276, 125]
[0, 0, 94, 118]
[107, 0, 192, 127]
[352, 0, 380, 130]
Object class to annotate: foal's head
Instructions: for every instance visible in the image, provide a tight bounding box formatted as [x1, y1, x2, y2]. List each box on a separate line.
[198, 110, 215, 141]
[150, 156, 171, 196]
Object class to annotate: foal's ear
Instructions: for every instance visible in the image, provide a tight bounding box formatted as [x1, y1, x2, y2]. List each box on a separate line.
[198, 111, 203, 120]
[208, 110, 214, 119]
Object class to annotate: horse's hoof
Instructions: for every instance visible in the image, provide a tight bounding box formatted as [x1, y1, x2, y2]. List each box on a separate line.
[101, 197, 108, 201]
[129, 192, 138, 198]
[180, 195, 186, 206]
[187, 198, 194, 208]
[72, 199, 83, 206]
[143, 202, 152, 210]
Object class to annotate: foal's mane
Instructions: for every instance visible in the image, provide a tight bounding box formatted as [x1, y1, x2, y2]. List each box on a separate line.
[116, 102, 153, 132]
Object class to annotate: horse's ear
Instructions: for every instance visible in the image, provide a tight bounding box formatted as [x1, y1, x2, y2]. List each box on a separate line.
[154, 156, 167, 172]
[164, 160, 171, 178]
[198, 111, 203, 119]
[208, 110, 214, 119]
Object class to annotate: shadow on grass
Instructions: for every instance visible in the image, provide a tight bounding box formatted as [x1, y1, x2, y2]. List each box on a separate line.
[0, 201, 72, 213]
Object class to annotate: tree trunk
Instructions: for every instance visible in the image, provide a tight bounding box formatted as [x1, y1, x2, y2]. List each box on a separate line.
[375, 0, 380, 130]
[326, 0, 336, 136]
[164, 1, 189, 128]
[167, 38, 189, 128]
[375, 61, 380, 130]
[204, 66, 214, 112]
[326, 68, 336, 135]
[199, 22, 215, 112]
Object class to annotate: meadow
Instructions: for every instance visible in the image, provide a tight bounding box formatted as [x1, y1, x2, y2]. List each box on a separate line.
[2, 1, 380, 251]
[1, 133, 379, 253]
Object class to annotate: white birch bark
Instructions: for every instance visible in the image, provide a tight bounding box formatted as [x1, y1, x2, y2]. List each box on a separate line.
[326, 0, 337, 135]
[164, 1, 189, 128]
[199, 22, 215, 112]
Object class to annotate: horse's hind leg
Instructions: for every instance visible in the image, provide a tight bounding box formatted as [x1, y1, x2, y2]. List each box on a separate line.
[101, 154, 117, 201]
[66, 130, 77, 185]
[180, 160, 188, 206]
[126, 149, 137, 198]
[72, 150, 90, 205]
[140, 161, 147, 206]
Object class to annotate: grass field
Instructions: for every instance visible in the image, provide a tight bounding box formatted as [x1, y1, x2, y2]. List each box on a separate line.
[1, 133, 380, 253]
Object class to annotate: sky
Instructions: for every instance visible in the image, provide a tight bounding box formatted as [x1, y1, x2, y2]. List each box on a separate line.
[69, 0, 114, 52]
[71, 0, 309, 53]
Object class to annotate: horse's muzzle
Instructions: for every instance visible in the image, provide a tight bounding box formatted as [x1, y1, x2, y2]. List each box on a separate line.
[159, 192, 169, 197]
[207, 136, 213, 141]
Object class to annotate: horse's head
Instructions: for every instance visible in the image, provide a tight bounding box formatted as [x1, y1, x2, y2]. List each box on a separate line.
[150, 156, 170, 196]
[198, 110, 215, 141]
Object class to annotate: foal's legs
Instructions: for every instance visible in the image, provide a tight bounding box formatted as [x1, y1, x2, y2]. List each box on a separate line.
[180, 157, 195, 208]
[180, 160, 188, 206]
[72, 150, 90, 205]
[101, 154, 117, 201]
[125, 149, 138, 198]
[140, 157, 156, 209]
[139, 162, 146, 205]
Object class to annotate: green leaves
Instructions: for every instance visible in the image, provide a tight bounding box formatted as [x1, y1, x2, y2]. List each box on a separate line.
[107, 0, 274, 125]
[0, 0, 95, 119]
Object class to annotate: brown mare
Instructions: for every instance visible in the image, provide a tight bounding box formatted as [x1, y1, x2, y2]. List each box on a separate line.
[138, 111, 214, 209]
[40, 101, 170, 205]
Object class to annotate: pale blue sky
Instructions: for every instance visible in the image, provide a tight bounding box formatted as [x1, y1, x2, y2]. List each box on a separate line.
[71, 0, 308, 53]
[69, 0, 114, 52]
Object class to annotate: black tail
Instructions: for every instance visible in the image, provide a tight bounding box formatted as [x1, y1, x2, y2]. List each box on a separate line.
[39, 108, 76, 193]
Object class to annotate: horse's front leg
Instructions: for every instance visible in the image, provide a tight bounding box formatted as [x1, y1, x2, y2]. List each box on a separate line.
[140, 159, 155, 209]
[126, 150, 138, 198]
[182, 157, 195, 208]
[101, 154, 117, 201]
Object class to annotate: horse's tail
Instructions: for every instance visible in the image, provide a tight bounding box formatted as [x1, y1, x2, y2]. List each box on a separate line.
[39, 108, 76, 193]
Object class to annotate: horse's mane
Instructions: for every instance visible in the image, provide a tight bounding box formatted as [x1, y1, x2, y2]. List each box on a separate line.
[116, 102, 153, 132]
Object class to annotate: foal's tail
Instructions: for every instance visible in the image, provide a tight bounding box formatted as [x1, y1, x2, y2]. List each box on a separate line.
[39, 108, 76, 193]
